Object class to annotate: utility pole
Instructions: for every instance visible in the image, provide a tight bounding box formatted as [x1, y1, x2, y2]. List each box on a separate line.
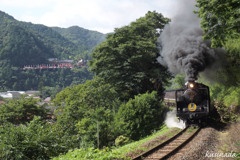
[97, 120, 99, 149]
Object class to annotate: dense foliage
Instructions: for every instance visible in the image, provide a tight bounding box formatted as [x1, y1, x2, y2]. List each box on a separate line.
[0, 96, 48, 125]
[0, 66, 92, 91]
[196, 0, 240, 48]
[196, 0, 240, 122]
[89, 11, 172, 99]
[52, 82, 167, 156]
[166, 74, 185, 90]
[117, 91, 166, 140]
[0, 117, 69, 160]
[53, 77, 121, 148]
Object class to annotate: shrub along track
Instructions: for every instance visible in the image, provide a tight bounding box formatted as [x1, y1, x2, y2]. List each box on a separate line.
[131, 126, 201, 160]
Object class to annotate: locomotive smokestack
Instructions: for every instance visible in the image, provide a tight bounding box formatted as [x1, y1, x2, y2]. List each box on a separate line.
[157, 0, 223, 81]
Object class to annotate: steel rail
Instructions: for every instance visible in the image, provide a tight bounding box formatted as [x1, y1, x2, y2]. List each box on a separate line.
[131, 126, 201, 160]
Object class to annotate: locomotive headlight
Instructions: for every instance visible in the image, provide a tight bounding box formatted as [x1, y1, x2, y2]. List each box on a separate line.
[189, 83, 194, 88]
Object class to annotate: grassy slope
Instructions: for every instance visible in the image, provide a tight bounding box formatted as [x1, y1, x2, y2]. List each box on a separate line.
[217, 120, 240, 158]
[52, 124, 173, 160]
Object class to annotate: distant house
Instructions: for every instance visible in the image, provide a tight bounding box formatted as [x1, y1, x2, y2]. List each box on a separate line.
[43, 97, 51, 104]
[0, 91, 41, 99]
[39, 97, 57, 117]
[0, 92, 13, 98]
[0, 91, 25, 99]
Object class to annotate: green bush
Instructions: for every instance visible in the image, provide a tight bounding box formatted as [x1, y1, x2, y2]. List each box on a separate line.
[117, 91, 166, 140]
[210, 84, 240, 122]
[52, 147, 126, 160]
[223, 87, 240, 108]
[214, 101, 237, 122]
[0, 117, 67, 160]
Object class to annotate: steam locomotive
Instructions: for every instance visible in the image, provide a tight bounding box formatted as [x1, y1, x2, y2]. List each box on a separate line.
[175, 81, 210, 125]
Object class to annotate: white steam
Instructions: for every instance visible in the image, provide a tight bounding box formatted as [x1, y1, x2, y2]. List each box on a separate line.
[165, 110, 185, 129]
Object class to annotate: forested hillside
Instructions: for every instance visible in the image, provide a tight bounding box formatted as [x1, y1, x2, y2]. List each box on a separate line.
[0, 10, 106, 91]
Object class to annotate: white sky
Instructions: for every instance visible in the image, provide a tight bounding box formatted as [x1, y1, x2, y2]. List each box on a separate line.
[0, 0, 179, 33]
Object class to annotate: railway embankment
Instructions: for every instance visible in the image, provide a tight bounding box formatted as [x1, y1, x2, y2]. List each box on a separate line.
[125, 120, 240, 160]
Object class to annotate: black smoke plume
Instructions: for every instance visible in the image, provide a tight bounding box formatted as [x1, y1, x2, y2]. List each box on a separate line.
[157, 0, 224, 81]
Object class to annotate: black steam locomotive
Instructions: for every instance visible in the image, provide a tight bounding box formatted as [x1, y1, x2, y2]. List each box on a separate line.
[176, 81, 210, 125]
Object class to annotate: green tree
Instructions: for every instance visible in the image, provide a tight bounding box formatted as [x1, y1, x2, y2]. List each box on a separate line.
[117, 91, 166, 140]
[40, 85, 62, 99]
[89, 11, 171, 99]
[195, 0, 240, 47]
[54, 77, 119, 112]
[167, 74, 185, 89]
[75, 107, 115, 148]
[0, 96, 48, 124]
[196, 0, 240, 121]
[53, 77, 120, 148]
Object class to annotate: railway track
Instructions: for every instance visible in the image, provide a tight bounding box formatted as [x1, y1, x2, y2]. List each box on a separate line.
[131, 126, 201, 160]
